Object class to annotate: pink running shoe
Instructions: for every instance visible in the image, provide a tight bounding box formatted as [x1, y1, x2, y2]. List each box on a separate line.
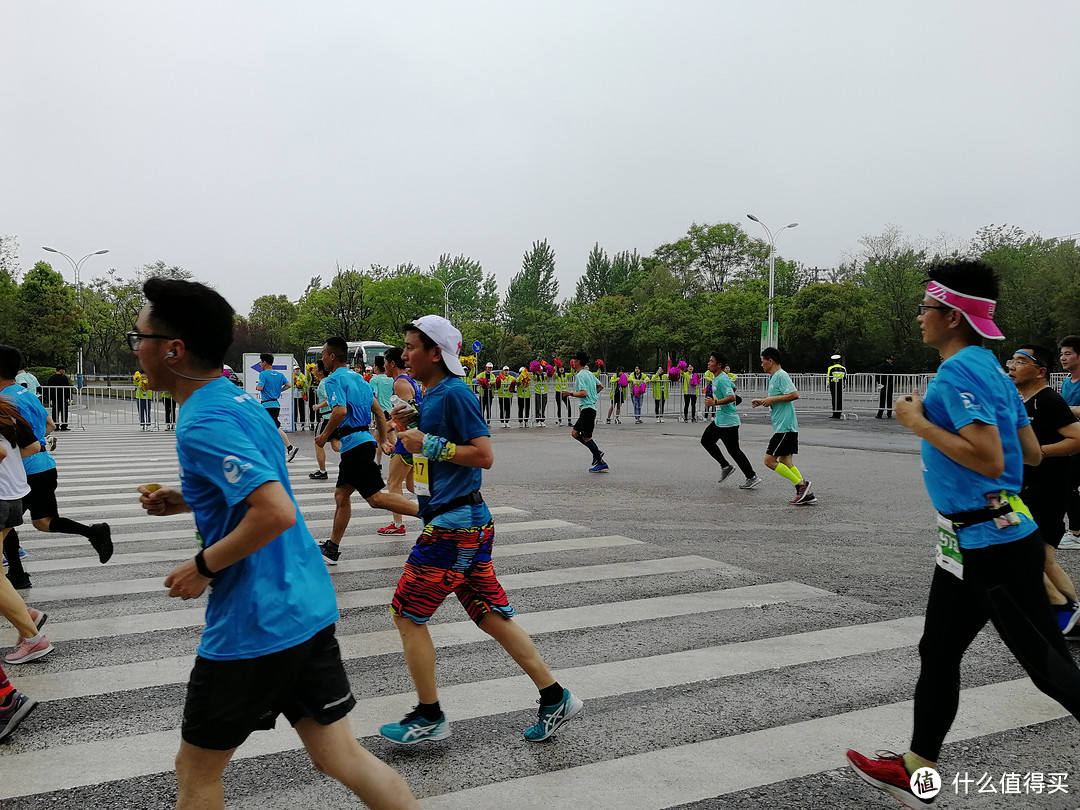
[5, 636, 54, 665]
[15, 608, 47, 646]
[377, 523, 406, 535]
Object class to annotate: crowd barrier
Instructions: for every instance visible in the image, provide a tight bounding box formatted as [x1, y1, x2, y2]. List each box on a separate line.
[470, 371, 1073, 424]
[11, 370, 1072, 431]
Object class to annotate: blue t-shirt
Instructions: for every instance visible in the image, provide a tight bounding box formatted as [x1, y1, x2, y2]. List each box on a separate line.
[1062, 376, 1080, 408]
[370, 373, 394, 412]
[921, 345, 1035, 550]
[574, 369, 600, 410]
[257, 369, 287, 408]
[177, 377, 338, 660]
[322, 367, 375, 453]
[767, 369, 798, 433]
[1, 383, 55, 475]
[418, 376, 492, 528]
[712, 372, 740, 428]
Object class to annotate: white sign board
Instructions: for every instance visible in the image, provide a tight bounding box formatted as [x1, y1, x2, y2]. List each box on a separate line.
[242, 353, 298, 432]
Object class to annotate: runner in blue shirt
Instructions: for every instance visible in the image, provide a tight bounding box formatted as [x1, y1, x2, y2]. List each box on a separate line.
[1059, 335, 1080, 548]
[255, 353, 297, 462]
[751, 347, 814, 504]
[0, 346, 113, 591]
[701, 350, 759, 489]
[380, 315, 583, 746]
[847, 259, 1080, 809]
[131, 277, 418, 810]
[562, 351, 608, 472]
[315, 337, 416, 565]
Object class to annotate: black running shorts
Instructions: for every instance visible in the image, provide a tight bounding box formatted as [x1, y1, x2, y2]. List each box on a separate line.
[23, 468, 59, 520]
[337, 441, 385, 499]
[766, 431, 799, 458]
[182, 624, 355, 751]
[264, 406, 281, 427]
[573, 407, 597, 439]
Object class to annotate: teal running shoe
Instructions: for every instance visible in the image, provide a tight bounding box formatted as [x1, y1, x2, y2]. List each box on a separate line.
[379, 706, 451, 745]
[523, 689, 583, 742]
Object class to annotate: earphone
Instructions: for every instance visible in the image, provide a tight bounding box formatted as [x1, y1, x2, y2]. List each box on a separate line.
[165, 350, 177, 359]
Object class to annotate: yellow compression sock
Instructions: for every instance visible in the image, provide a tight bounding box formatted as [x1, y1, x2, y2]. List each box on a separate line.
[774, 463, 802, 484]
[789, 466, 802, 480]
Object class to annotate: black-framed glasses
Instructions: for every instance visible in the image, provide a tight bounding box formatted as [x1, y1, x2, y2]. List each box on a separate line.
[126, 331, 175, 351]
[917, 304, 953, 315]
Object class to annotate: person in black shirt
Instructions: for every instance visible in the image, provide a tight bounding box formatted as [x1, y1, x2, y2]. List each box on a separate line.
[1009, 344, 1080, 633]
[875, 356, 895, 419]
[43, 367, 73, 431]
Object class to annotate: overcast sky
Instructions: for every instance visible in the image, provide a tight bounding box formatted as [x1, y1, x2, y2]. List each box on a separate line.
[4, 1, 1078, 316]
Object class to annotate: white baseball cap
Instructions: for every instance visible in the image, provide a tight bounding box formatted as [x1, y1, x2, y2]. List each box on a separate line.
[486, 361, 493, 368]
[408, 315, 465, 376]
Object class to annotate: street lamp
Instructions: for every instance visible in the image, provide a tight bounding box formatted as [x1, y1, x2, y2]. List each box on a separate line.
[41, 246, 110, 381]
[432, 276, 471, 321]
[745, 215, 797, 349]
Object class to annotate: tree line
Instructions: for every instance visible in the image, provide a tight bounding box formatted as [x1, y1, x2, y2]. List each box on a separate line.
[0, 222, 1076, 379]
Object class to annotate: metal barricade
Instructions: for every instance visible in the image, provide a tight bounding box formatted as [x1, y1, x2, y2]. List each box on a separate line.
[36, 385, 177, 430]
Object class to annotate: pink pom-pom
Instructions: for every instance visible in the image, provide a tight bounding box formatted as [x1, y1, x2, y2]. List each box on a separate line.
[678, 360, 687, 370]
[690, 373, 700, 386]
[596, 359, 604, 368]
[529, 360, 541, 373]
[618, 373, 628, 386]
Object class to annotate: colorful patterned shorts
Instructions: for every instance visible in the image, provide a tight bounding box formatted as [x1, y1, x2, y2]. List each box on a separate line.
[391, 520, 515, 625]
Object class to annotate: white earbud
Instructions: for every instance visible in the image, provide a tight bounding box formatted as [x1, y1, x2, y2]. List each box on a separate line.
[165, 350, 177, 359]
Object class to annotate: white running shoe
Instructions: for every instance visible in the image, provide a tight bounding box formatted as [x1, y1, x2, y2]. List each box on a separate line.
[1060, 532, 1080, 550]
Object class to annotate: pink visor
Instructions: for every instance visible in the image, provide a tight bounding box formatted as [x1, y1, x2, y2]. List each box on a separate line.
[925, 281, 1004, 340]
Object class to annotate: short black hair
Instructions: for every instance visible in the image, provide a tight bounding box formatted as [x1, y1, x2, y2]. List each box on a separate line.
[143, 278, 234, 368]
[761, 347, 782, 364]
[258, 352, 273, 365]
[926, 258, 1000, 301]
[1059, 335, 1080, 354]
[573, 351, 589, 366]
[1016, 344, 1053, 371]
[710, 350, 727, 366]
[324, 337, 349, 363]
[0, 345, 22, 379]
[385, 347, 404, 367]
[373, 356, 385, 372]
[316, 359, 326, 374]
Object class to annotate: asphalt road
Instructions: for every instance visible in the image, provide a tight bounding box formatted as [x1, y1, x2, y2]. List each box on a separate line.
[2, 412, 1079, 810]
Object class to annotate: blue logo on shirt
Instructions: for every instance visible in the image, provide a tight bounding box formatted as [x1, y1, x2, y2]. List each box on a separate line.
[222, 455, 253, 484]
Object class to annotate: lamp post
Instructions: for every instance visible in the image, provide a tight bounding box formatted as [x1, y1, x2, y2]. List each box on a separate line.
[41, 246, 109, 381]
[433, 276, 471, 321]
[745, 215, 797, 349]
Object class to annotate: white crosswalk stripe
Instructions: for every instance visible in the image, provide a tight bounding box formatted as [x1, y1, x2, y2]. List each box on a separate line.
[0, 428, 1072, 808]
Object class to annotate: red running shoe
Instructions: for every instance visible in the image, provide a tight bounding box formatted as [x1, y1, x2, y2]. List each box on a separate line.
[845, 749, 935, 807]
[377, 523, 406, 535]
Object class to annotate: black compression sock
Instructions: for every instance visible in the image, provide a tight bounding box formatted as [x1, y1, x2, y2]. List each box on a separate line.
[49, 516, 93, 538]
[584, 440, 602, 460]
[539, 682, 565, 706]
[3, 529, 24, 577]
[417, 701, 442, 721]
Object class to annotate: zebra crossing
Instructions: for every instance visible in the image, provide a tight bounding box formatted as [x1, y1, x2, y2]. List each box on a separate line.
[1, 428, 1074, 808]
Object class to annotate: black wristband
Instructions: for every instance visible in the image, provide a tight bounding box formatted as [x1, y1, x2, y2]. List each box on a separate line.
[194, 549, 217, 579]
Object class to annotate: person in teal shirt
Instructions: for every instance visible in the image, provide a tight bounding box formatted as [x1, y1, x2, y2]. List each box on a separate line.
[562, 351, 607, 472]
[700, 351, 758, 488]
[751, 347, 814, 504]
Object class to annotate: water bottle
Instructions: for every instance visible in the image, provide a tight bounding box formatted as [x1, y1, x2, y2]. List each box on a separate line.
[390, 394, 419, 431]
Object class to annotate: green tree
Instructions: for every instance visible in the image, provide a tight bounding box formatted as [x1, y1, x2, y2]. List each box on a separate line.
[83, 270, 143, 378]
[16, 262, 84, 367]
[246, 294, 299, 354]
[653, 222, 765, 295]
[574, 243, 611, 304]
[504, 239, 558, 332]
[782, 282, 879, 369]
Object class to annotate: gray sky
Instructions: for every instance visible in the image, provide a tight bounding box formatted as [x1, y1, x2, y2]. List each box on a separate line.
[4, 1, 1078, 316]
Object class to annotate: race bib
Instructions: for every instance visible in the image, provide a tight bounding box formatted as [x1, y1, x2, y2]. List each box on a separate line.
[413, 453, 430, 498]
[935, 514, 964, 580]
